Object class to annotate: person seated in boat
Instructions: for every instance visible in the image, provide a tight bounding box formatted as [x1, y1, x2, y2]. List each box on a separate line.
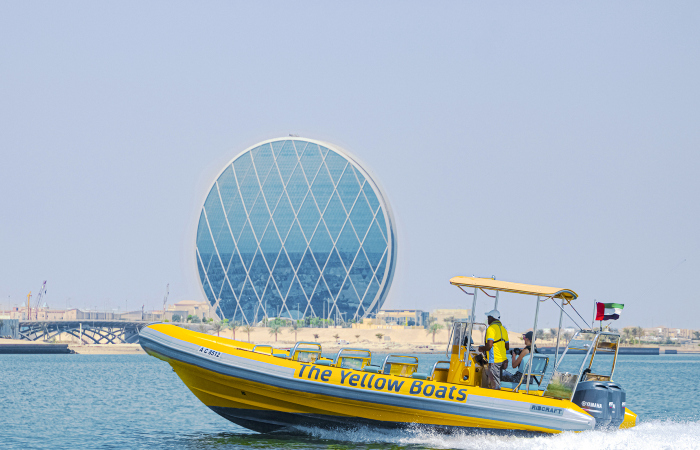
[478, 310, 509, 389]
[502, 331, 537, 385]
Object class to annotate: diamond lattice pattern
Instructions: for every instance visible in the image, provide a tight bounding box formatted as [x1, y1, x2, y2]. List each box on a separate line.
[196, 140, 392, 324]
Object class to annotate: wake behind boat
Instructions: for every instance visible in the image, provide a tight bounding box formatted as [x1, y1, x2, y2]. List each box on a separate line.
[139, 277, 637, 434]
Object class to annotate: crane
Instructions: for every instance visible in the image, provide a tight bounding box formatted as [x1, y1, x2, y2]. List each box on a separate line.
[32, 281, 47, 320]
[162, 283, 169, 320]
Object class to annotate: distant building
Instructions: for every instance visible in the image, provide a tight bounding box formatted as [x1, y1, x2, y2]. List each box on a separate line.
[430, 309, 471, 327]
[167, 300, 211, 321]
[376, 309, 430, 327]
[195, 137, 397, 325]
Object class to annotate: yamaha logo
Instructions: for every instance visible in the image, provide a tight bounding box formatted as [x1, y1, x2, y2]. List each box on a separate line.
[582, 401, 603, 409]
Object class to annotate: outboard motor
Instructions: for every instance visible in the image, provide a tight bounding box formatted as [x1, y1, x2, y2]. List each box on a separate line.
[601, 381, 626, 428]
[572, 381, 612, 428]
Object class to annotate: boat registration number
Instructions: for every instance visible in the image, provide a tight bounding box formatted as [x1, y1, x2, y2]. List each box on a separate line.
[198, 346, 221, 358]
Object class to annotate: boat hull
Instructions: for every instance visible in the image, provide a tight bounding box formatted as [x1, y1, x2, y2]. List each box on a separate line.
[140, 324, 599, 434]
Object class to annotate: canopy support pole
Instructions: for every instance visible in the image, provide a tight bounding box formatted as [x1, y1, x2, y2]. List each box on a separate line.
[553, 298, 564, 371]
[494, 291, 499, 310]
[526, 296, 541, 393]
[463, 287, 478, 363]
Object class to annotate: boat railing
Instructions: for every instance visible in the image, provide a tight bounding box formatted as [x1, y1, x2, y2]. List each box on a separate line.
[428, 360, 451, 382]
[334, 348, 372, 369]
[289, 341, 322, 362]
[381, 355, 419, 377]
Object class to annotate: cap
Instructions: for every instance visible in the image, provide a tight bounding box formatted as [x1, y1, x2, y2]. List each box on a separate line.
[522, 331, 533, 341]
[484, 309, 500, 320]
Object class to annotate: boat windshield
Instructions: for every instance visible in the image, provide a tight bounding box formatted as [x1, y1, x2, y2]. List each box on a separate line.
[447, 321, 487, 358]
[543, 331, 598, 400]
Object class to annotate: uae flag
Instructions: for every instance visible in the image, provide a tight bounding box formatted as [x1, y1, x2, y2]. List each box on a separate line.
[596, 302, 624, 321]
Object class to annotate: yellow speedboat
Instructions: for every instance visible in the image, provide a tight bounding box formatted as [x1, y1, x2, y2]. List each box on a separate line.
[139, 277, 637, 433]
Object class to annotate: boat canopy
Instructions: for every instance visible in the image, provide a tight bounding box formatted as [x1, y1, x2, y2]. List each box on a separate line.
[449, 276, 578, 301]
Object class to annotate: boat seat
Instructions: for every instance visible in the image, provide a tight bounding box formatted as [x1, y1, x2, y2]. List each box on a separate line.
[314, 359, 333, 366]
[411, 372, 429, 380]
[363, 365, 381, 373]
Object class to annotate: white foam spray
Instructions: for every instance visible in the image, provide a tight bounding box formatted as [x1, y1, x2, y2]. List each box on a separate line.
[295, 420, 700, 450]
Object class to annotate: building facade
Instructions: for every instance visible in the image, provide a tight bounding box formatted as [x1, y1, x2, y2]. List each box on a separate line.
[196, 137, 397, 325]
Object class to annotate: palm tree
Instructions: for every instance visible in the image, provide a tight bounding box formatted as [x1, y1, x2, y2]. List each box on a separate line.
[375, 333, 384, 341]
[288, 321, 300, 341]
[211, 321, 224, 337]
[355, 334, 360, 341]
[427, 323, 444, 343]
[242, 325, 253, 342]
[313, 333, 320, 340]
[443, 316, 456, 328]
[333, 333, 340, 340]
[229, 321, 240, 340]
[269, 323, 282, 342]
[635, 326, 644, 344]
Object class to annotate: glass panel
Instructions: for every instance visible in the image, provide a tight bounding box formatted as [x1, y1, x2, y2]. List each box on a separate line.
[286, 165, 309, 213]
[310, 165, 334, 212]
[271, 140, 285, 157]
[361, 277, 381, 313]
[335, 222, 360, 268]
[272, 193, 295, 241]
[259, 224, 282, 264]
[206, 255, 227, 300]
[236, 221, 258, 270]
[284, 220, 307, 270]
[348, 249, 372, 300]
[322, 248, 346, 298]
[261, 165, 284, 211]
[297, 195, 321, 240]
[334, 277, 360, 322]
[322, 192, 347, 241]
[324, 150, 347, 185]
[297, 249, 321, 299]
[286, 277, 308, 319]
[336, 165, 361, 211]
[363, 220, 387, 270]
[202, 278, 216, 306]
[309, 282, 332, 319]
[249, 250, 271, 299]
[219, 282, 237, 320]
[248, 196, 270, 240]
[261, 282, 284, 320]
[238, 168, 261, 212]
[276, 141, 298, 185]
[204, 187, 225, 236]
[300, 143, 323, 182]
[271, 252, 294, 298]
[293, 140, 307, 158]
[214, 223, 235, 265]
[252, 143, 275, 185]
[196, 212, 216, 270]
[351, 165, 366, 184]
[216, 165, 237, 210]
[362, 183, 380, 212]
[233, 152, 254, 182]
[226, 250, 247, 297]
[238, 279, 258, 325]
[224, 186, 247, 240]
[310, 224, 333, 268]
[232, 303, 244, 325]
[375, 207, 388, 240]
[196, 249, 207, 286]
[374, 251, 387, 283]
[544, 372, 579, 400]
[319, 145, 330, 157]
[349, 195, 373, 241]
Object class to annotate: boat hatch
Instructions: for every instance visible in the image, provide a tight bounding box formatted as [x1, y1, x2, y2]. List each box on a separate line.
[381, 355, 419, 377]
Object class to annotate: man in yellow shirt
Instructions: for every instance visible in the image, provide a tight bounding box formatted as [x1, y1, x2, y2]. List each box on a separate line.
[478, 309, 509, 389]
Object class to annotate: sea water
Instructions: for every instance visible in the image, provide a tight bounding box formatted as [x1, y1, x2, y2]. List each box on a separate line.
[1, 353, 698, 449]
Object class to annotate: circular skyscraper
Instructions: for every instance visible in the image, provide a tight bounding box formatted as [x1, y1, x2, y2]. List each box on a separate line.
[195, 137, 397, 325]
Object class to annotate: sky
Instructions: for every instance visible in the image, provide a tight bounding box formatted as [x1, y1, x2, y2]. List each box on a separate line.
[1, 2, 699, 331]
